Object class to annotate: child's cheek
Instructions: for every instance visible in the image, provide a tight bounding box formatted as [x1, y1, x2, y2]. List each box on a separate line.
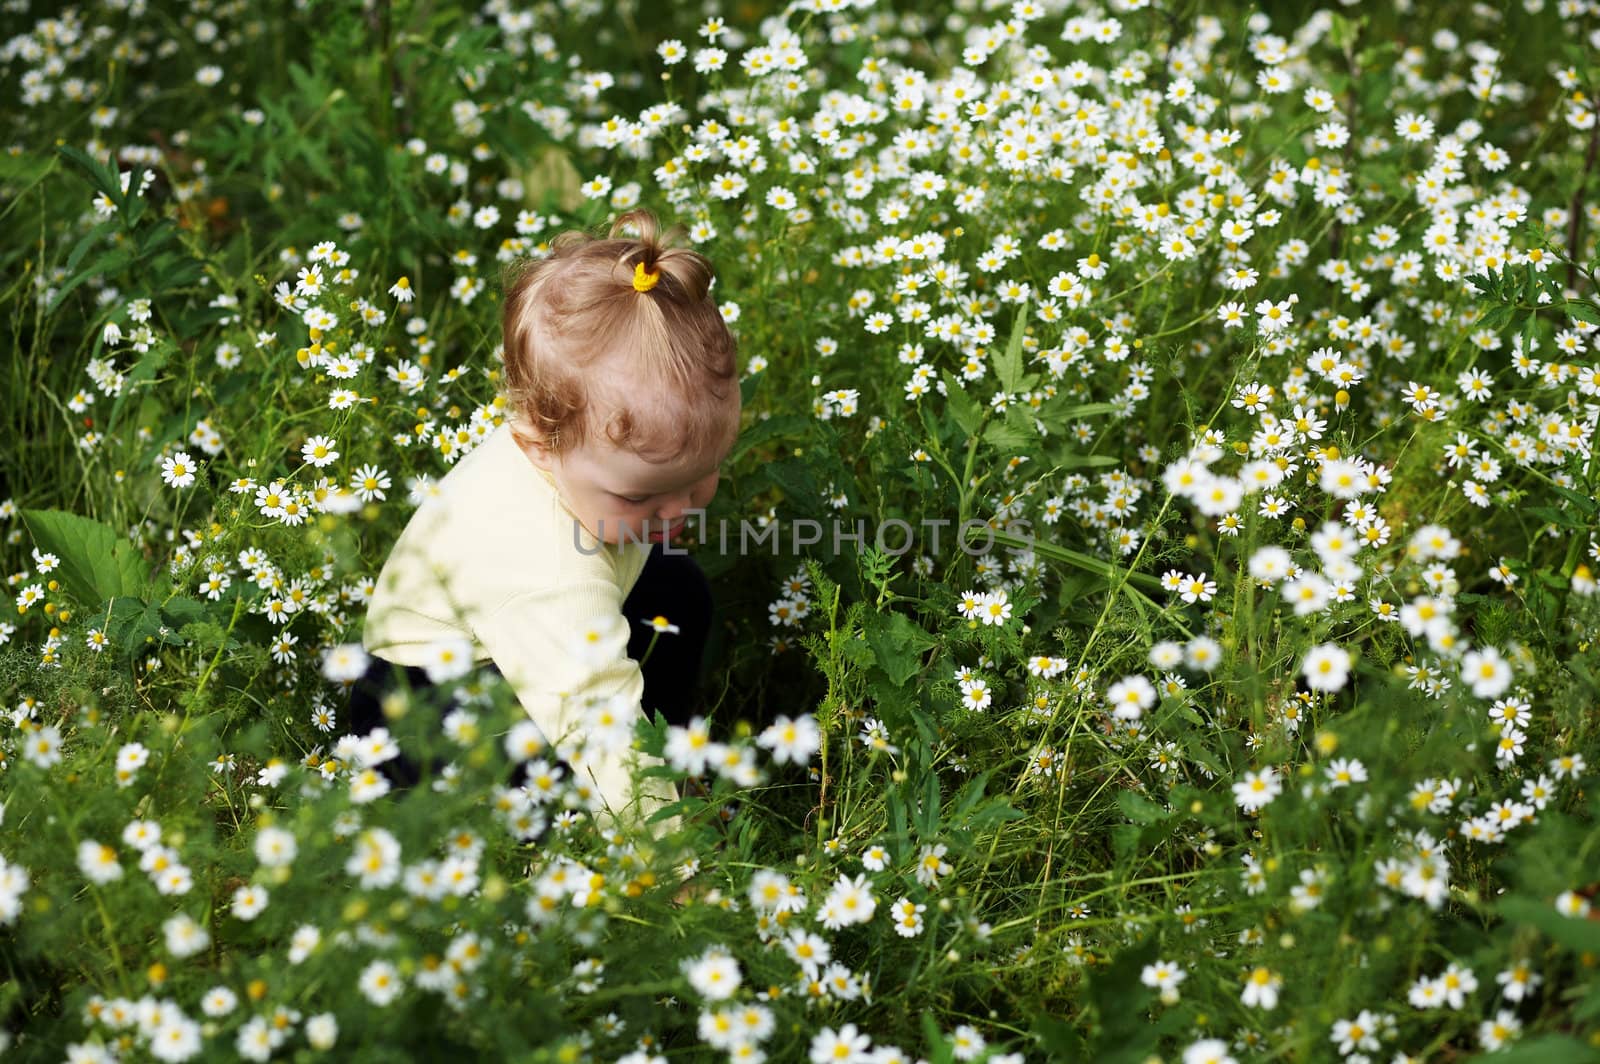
[695, 473, 721, 510]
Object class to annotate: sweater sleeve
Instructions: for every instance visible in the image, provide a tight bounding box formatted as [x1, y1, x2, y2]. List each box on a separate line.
[473, 583, 682, 840]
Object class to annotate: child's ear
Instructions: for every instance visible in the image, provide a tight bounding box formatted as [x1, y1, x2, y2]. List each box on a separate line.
[514, 427, 556, 472]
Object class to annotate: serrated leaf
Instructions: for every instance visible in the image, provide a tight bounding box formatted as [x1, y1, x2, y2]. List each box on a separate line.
[730, 415, 810, 463]
[47, 247, 134, 313]
[761, 457, 821, 518]
[1552, 484, 1600, 515]
[864, 611, 936, 688]
[1523, 506, 1581, 530]
[105, 596, 165, 655]
[66, 219, 117, 274]
[19, 509, 147, 606]
[983, 418, 1037, 451]
[944, 376, 983, 436]
[120, 182, 147, 229]
[1116, 789, 1170, 825]
[56, 144, 120, 200]
[996, 300, 1029, 394]
[1480, 304, 1513, 333]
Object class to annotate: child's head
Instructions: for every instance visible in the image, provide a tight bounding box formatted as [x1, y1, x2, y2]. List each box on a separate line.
[501, 209, 740, 545]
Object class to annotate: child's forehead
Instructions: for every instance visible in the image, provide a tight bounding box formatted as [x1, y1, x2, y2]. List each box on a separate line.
[584, 433, 730, 490]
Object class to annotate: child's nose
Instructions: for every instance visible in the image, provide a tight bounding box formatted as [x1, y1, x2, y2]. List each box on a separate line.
[655, 493, 693, 520]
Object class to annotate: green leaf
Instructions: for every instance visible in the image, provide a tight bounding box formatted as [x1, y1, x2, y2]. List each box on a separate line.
[65, 219, 117, 274]
[983, 417, 1037, 452]
[918, 769, 942, 836]
[1058, 452, 1118, 470]
[949, 769, 993, 824]
[55, 143, 120, 200]
[1479, 304, 1513, 333]
[996, 300, 1029, 394]
[887, 787, 908, 844]
[943, 376, 983, 437]
[730, 415, 810, 464]
[106, 596, 165, 653]
[139, 219, 177, 257]
[107, 344, 171, 433]
[739, 371, 763, 408]
[1050, 400, 1119, 420]
[1327, 12, 1362, 52]
[920, 1012, 956, 1064]
[1499, 895, 1600, 954]
[161, 596, 211, 628]
[864, 611, 937, 688]
[1551, 484, 1599, 515]
[121, 180, 148, 229]
[47, 247, 134, 313]
[1087, 935, 1159, 1061]
[19, 509, 147, 606]
[1116, 789, 1170, 825]
[1031, 1016, 1088, 1059]
[1524, 506, 1583, 531]
[760, 457, 822, 518]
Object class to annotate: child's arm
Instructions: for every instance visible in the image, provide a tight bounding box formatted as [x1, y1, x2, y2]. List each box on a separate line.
[474, 584, 683, 841]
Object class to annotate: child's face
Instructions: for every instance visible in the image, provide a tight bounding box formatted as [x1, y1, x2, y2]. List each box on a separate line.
[520, 404, 738, 546]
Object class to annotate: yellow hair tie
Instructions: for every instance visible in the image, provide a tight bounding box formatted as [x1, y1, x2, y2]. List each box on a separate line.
[632, 260, 661, 293]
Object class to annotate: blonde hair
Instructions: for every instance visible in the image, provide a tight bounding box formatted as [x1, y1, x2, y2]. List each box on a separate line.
[501, 209, 739, 463]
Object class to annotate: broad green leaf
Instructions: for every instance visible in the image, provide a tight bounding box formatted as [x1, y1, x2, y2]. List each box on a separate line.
[56, 143, 120, 200]
[66, 218, 117, 274]
[943, 376, 983, 436]
[1116, 789, 1170, 825]
[1551, 484, 1599, 515]
[106, 596, 165, 652]
[996, 300, 1029, 394]
[983, 418, 1036, 451]
[761, 457, 821, 518]
[739, 370, 763, 408]
[864, 611, 936, 688]
[1031, 1016, 1088, 1059]
[19, 509, 148, 606]
[107, 344, 171, 433]
[730, 415, 810, 463]
[949, 770, 993, 824]
[1479, 304, 1513, 333]
[120, 181, 148, 229]
[887, 787, 908, 844]
[47, 247, 134, 313]
[1088, 935, 1159, 1059]
[918, 769, 941, 836]
[1054, 452, 1119, 470]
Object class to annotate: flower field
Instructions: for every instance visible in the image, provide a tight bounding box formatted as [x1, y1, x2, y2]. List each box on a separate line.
[4, 0, 1600, 1060]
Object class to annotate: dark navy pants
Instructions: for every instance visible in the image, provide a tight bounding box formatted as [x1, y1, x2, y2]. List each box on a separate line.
[346, 543, 713, 788]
